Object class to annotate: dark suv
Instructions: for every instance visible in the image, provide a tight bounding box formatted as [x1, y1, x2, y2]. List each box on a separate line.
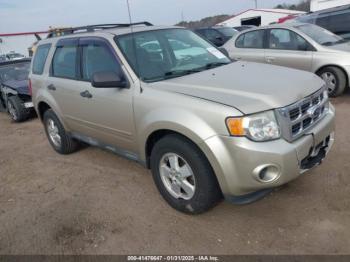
[194, 26, 238, 47]
[296, 4, 350, 40]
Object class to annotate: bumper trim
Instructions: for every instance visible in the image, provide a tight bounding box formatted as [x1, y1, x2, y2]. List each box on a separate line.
[224, 187, 276, 205]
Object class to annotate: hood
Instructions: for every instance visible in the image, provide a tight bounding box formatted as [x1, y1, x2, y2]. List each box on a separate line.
[2, 80, 29, 95]
[326, 42, 350, 52]
[148, 62, 323, 114]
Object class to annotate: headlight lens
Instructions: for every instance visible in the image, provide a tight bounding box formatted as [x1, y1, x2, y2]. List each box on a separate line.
[226, 111, 280, 141]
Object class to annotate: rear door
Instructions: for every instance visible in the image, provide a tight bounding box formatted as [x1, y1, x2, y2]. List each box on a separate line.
[46, 38, 85, 132]
[229, 29, 266, 63]
[264, 28, 313, 71]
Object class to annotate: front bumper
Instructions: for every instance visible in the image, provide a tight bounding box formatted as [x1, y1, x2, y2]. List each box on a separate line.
[202, 104, 335, 197]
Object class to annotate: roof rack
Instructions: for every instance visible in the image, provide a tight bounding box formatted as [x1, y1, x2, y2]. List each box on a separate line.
[60, 21, 153, 35]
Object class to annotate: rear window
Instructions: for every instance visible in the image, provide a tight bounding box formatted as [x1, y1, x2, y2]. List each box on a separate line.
[51, 46, 77, 79]
[32, 44, 51, 75]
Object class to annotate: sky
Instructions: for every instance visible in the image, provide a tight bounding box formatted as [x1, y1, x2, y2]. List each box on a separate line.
[0, 0, 301, 54]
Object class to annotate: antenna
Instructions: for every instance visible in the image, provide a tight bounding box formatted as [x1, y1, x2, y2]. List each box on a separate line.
[126, 0, 142, 92]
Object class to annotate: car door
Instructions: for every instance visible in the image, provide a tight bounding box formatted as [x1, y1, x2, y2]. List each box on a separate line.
[229, 29, 266, 63]
[264, 29, 313, 71]
[76, 37, 136, 152]
[47, 38, 86, 132]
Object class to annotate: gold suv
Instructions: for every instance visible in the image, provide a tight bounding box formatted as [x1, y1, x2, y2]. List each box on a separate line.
[30, 22, 335, 214]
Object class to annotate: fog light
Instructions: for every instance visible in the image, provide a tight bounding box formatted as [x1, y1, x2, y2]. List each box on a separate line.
[253, 164, 280, 183]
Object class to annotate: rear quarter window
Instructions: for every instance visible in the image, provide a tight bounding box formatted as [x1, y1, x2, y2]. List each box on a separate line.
[32, 44, 51, 75]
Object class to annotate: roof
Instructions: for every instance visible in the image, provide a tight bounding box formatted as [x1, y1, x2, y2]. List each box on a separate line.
[235, 22, 308, 32]
[217, 8, 306, 26]
[38, 24, 181, 44]
[230, 8, 305, 19]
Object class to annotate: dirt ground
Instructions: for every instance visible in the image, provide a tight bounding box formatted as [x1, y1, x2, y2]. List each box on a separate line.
[0, 94, 349, 255]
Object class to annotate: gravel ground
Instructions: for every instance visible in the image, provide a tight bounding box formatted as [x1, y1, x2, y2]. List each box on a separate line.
[0, 94, 349, 255]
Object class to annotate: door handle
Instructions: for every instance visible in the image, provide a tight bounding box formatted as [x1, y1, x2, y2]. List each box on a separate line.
[47, 84, 56, 91]
[266, 56, 275, 63]
[235, 57, 242, 60]
[80, 90, 93, 99]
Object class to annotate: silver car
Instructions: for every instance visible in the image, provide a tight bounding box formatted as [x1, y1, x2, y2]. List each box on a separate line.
[224, 23, 350, 97]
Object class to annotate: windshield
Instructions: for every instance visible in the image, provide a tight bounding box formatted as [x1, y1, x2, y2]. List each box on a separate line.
[115, 28, 231, 82]
[296, 24, 346, 46]
[215, 27, 238, 37]
[0, 62, 30, 82]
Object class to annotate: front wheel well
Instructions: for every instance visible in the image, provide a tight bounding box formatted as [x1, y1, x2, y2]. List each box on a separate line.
[316, 65, 349, 87]
[37, 102, 51, 121]
[145, 130, 209, 170]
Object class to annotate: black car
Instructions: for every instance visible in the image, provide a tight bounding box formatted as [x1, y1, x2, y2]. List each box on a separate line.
[232, 25, 257, 32]
[194, 26, 239, 47]
[0, 59, 34, 122]
[295, 4, 350, 40]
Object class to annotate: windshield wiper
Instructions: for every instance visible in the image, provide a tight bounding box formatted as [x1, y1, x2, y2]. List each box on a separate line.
[164, 69, 203, 78]
[322, 39, 348, 46]
[203, 62, 230, 69]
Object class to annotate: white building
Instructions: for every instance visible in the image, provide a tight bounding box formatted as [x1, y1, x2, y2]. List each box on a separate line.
[311, 0, 350, 11]
[217, 9, 306, 27]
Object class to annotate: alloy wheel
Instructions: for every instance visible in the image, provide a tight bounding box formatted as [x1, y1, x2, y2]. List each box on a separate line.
[321, 72, 337, 94]
[47, 118, 61, 148]
[159, 153, 196, 200]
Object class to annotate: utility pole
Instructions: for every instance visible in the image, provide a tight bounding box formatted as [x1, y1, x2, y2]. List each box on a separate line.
[254, 0, 258, 9]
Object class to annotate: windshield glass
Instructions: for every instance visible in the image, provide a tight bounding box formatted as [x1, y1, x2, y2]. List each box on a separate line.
[296, 24, 346, 46]
[115, 28, 231, 82]
[0, 62, 30, 82]
[215, 27, 238, 37]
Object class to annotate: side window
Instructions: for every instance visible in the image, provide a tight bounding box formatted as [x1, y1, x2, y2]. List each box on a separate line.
[269, 29, 309, 51]
[236, 30, 264, 48]
[32, 44, 51, 75]
[316, 14, 330, 30]
[81, 43, 122, 81]
[52, 46, 77, 79]
[206, 29, 222, 40]
[235, 34, 244, 47]
[326, 10, 350, 35]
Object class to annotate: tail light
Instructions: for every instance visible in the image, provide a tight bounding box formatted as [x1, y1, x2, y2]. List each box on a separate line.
[28, 79, 32, 96]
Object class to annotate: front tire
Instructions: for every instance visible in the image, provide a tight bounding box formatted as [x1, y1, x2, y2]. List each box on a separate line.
[7, 96, 29, 122]
[43, 109, 79, 154]
[150, 134, 222, 214]
[317, 67, 347, 97]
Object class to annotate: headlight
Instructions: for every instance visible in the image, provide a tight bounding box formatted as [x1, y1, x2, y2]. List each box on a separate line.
[226, 111, 280, 142]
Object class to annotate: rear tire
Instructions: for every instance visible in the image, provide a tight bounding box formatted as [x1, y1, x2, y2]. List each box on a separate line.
[7, 96, 29, 122]
[150, 134, 222, 214]
[43, 109, 79, 154]
[317, 67, 347, 97]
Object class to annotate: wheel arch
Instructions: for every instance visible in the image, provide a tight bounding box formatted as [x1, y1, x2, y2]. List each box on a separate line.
[37, 101, 51, 121]
[315, 64, 349, 87]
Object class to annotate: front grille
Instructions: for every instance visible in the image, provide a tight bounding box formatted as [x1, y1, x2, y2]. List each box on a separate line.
[276, 87, 329, 142]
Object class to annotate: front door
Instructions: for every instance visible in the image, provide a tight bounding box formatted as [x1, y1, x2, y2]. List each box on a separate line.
[75, 37, 136, 152]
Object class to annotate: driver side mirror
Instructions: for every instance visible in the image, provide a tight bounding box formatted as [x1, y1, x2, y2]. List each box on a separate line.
[92, 71, 129, 88]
